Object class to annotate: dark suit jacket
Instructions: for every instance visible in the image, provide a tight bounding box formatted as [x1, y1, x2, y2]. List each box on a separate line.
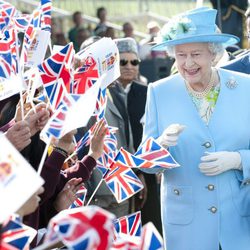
[127, 81, 147, 151]
[222, 51, 250, 74]
[127, 81, 162, 233]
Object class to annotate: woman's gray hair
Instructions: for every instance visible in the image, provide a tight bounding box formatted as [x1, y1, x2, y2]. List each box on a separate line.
[166, 42, 224, 58]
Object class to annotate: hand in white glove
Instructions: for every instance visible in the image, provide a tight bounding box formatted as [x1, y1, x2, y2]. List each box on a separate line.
[199, 151, 242, 176]
[156, 123, 186, 147]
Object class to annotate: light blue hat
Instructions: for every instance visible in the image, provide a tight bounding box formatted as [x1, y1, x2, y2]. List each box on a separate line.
[152, 7, 239, 51]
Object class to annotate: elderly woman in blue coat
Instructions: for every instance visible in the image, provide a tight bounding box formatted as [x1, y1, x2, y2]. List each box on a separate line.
[142, 7, 250, 250]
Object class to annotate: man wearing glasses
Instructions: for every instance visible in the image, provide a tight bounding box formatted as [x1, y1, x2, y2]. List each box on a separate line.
[109, 38, 162, 233]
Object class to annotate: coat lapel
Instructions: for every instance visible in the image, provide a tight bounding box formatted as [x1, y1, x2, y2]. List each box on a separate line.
[106, 89, 123, 120]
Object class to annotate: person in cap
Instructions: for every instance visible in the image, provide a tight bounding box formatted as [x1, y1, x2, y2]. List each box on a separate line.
[114, 38, 163, 231]
[142, 7, 250, 250]
[81, 37, 136, 218]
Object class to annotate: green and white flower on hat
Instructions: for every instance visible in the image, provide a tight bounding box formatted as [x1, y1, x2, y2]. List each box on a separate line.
[161, 16, 196, 42]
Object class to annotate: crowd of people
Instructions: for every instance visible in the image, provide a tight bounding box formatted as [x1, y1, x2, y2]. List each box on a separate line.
[1, 1, 250, 250]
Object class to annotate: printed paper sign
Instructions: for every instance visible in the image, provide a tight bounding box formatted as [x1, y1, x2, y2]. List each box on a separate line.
[0, 74, 23, 101]
[76, 37, 120, 89]
[0, 133, 44, 223]
[26, 29, 51, 67]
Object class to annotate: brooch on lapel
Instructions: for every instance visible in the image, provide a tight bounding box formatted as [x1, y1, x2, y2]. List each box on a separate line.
[225, 77, 238, 89]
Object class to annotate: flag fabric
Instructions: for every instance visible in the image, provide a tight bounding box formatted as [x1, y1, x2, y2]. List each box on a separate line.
[0, 1, 17, 18]
[135, 137, 179, 169]
[95, 87, 107, 120]
[140, 222, 163, 250]
[0, 39, 12, 65]
[96, 130, 118, 174]
[41, 75, 100, 142]
[14, 15, 31, 31]
[69, 185, 87, 209]
[114, 211, 142, 238]
[0, 54, 12, 79]
[116, 139, 179, 170]
[22, 8, 41, 64]
[0, 215, 37, 250]
[115, 148, 152, 169]
[75, 121, 117, 153]
[104, 150, 144, 203]
[103, 129, 117, 154]
[111, 234, 141, 250]
[75, 123, 118, 175]
[75, 37, 120, 89]
[0, 16, 10, 33]
[96, 152, 114, 176]
[74, 123, 95, 152]
[40, 0, 51, 32]
[24, 67, 43, 103]
[1, 28, 19, 74]
[20, 0, 52, 66]
[73, 56, 99, 94]
[38, 43, 73, 91]
[43, 78, 68, 111]
[40, 93, 77, 141]
[43, 206, 115, 250]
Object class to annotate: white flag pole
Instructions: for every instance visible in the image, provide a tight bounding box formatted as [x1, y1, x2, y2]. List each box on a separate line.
[37, 138, 51, 175]
[196, 0, 204, 8]
[86, 178, 104, 206]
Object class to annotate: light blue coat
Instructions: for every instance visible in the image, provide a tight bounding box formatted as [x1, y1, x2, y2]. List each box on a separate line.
[143, 68, 250, 250]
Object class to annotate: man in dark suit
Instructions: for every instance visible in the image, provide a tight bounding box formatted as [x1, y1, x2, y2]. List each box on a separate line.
[115, 37, 162, 234]
[222, 7, 250, 73]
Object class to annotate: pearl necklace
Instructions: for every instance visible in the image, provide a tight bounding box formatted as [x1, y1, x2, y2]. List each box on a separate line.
[185, 69, 217, 99]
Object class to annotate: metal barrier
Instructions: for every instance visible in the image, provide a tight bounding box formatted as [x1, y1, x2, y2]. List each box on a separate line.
[9, 0, 148, 39]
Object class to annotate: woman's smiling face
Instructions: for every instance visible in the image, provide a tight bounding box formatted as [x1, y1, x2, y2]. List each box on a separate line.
[174, 42, 216, 87]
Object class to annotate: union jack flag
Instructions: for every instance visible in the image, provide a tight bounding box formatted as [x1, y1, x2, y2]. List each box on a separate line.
[21, 7, 41, 64]
[69, 185, 87, 209]
[43, 78, 68, 111]
[40, 0, 51, 32]
[74, 123, 96, 152]
[96, 152, 114, 176]
[44, 206, 115, 250]
[41, 93, 76, 141]
[140, 222, 163, 250]
[0, 55, 11, 79]
[75, 122, 118, 174]
[75, 120, 116, 152]
[135, 137, 179, 169]
[111, 234, 140, 250]
[114, 211, 142, 238]
[38, 43, 74, 92]
[104, 150, 144, 203]
[96, 130, 118, 174]
[73, 56, 99, 94]
[0, 34, 15, 79]
[14, 15, 31, 31]
[116, 148, 153, 169]
[0, 16, 10, 33]
[0, 1, 17, 18]
[0, 215, 36, 250]
[95, 87, 107, 120]
[103, 130, 117, 153]
[1, 28, 19, 74]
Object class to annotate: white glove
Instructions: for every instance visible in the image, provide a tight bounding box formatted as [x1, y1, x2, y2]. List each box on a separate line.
[199, 151, 242, 176]
[156, 124, 186, 147]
